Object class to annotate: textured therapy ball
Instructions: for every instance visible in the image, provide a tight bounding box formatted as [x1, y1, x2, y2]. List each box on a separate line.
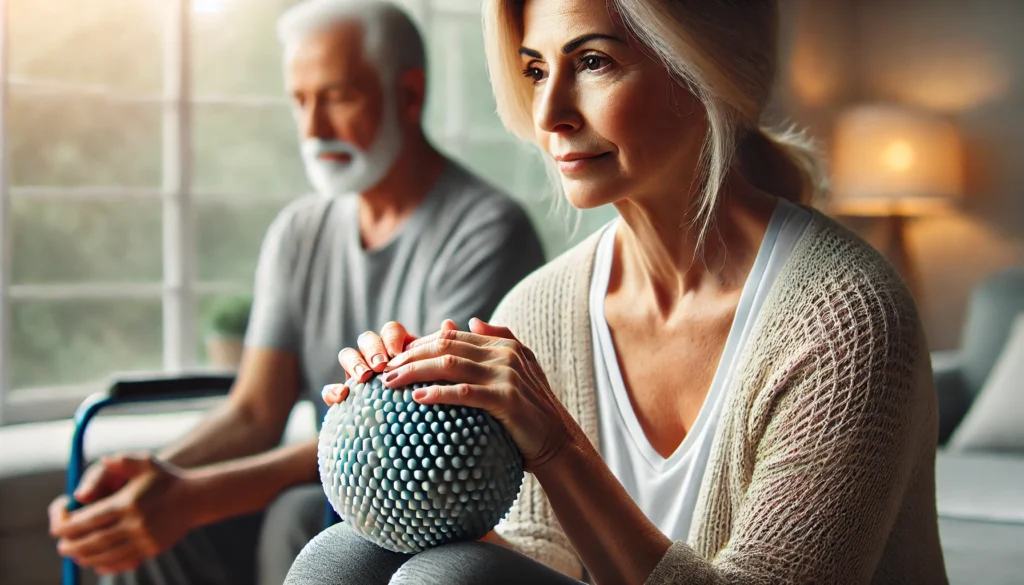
[317, 375, 525, 554]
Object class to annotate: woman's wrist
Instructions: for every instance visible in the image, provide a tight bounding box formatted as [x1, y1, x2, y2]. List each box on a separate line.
[530, 424, 598, 484]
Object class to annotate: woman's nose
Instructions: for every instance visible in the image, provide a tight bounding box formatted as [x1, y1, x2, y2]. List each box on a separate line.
[534, 74, 582, 135]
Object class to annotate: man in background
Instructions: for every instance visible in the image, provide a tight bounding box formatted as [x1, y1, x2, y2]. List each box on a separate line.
[47, 1, 546, 583]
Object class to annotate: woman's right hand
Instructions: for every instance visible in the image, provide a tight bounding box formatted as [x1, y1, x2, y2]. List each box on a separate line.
[321, 319, 459, 406]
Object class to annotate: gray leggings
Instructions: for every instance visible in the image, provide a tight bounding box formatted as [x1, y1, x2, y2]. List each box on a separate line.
[285, 523, 585, 585]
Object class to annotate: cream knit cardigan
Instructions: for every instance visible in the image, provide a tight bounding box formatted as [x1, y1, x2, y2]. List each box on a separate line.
[491, 210, 948, 585]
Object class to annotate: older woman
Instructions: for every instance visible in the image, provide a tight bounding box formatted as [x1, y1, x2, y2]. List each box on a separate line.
[287, 0, 948, 583]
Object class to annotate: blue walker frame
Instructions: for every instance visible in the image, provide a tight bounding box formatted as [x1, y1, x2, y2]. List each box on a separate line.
[61, 375, 337, 585]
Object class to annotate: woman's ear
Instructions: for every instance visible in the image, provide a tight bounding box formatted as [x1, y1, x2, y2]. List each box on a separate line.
[396, 68, 428, 125]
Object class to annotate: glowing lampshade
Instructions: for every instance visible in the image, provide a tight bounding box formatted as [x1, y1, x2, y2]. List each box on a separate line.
[831, 104, 963, 216]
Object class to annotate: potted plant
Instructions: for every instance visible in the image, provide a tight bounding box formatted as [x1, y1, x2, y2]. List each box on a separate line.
[203, 295, 252, 370]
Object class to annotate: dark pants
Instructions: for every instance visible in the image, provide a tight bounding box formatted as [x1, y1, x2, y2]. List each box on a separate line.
[100, 484, 325, 585]
[285, 523, 585, 585]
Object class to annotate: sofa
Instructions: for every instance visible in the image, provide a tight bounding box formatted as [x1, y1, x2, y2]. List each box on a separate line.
[1, 269, 1022, 584]
[931, 266, 1024, 585]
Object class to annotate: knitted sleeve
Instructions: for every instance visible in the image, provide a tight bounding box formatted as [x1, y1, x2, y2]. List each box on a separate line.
[646, 229, 937, 584]
[486, 250, 593, 581]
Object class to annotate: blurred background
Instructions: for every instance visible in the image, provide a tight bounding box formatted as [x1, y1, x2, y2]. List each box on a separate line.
[1, 0, 1021, 421]
[0, 0, 1022, 583]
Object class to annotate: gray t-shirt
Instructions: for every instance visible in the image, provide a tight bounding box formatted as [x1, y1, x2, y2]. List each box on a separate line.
[244, 161, 545, 415]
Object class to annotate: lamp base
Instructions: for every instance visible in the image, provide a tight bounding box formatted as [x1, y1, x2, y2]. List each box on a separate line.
[882, 214, 920, 299]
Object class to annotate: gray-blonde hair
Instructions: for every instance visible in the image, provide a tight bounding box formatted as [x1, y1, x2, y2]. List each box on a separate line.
[483, 0, 828, 242]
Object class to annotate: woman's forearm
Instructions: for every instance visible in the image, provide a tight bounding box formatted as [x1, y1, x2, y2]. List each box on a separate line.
[534, 439, 672, 585]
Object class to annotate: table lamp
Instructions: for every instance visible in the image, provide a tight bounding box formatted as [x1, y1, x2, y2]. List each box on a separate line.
[830, 104, 964, 294]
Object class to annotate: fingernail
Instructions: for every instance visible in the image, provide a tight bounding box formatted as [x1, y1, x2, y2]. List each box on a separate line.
[383, 371, 397, 385]
[356, 365, 370, 380]
[371, 354, 387, 369]
[321, 384, 337, 401]
[413, 389, 429, 401]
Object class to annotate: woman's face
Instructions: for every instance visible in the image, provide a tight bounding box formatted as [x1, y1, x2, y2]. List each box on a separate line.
[520, 0, 705, 209]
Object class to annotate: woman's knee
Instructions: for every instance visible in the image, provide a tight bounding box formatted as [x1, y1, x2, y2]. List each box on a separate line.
[389, 541, 582, 585]
[284, 523, 410, 585]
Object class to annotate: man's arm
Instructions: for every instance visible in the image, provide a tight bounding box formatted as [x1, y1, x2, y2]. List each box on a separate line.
[159, 347, 301, 468]
[187, 439, 319, 527]
[159, 199, 316, 522]
[162, 197, 313, 468]
[157, 345, 319, 527]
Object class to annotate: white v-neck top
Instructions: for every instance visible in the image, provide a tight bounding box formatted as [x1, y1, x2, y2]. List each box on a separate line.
[590, 199, 811, 542]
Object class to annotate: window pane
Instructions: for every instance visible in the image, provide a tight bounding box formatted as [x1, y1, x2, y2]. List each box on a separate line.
[422, 15, 451, 140]
[191, 0, 295, 97]
[195, 200, 288, 282]
[9, 0, 163, 93]
[191, 105, 309, 195]
[7, 93, 162, 187]
[11, 299, 163, 389]
[428, 17, 508, 137]
[12, 199, 162, 285]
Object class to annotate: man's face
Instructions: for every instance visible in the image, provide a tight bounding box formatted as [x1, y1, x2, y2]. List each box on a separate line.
[285, 22, 403, 195]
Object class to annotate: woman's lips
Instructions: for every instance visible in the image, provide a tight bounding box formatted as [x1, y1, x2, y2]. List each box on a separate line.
[555, 152, 611, 173]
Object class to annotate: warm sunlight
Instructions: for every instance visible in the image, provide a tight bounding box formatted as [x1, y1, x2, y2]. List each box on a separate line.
[193, 0, 228, 15]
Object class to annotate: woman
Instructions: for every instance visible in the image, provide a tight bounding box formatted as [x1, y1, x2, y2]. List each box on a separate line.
[287, 0, 948, 583]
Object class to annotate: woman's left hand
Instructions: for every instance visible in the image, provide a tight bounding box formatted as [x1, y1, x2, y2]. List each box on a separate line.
[381, 318, 578, 471]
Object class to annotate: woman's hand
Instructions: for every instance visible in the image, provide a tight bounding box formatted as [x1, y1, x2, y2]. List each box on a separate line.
[380, 318, 578, 471]
[322, 320, 459, 406]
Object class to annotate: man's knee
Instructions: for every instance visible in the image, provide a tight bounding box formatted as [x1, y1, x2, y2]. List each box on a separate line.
[261, 484, 325, 548]
[258, 484, 326, 585]
[98, 512, 263, 585]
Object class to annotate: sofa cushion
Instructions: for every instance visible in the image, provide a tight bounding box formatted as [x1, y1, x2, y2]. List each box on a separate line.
[948, 313, 1024, 452]
[936, 450, 1024, 524]
[939, 517, 1024, 585]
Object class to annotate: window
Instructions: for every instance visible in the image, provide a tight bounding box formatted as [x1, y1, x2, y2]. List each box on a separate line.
[0, 0, 615, 425]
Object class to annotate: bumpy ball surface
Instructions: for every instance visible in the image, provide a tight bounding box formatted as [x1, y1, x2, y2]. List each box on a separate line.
[318, 375, 525, 554]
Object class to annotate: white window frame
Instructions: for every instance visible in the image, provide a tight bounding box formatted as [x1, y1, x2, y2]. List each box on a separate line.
[0, 0, 522, 425]
[0, 0, 244, 424]
[0, 0, 11, 426]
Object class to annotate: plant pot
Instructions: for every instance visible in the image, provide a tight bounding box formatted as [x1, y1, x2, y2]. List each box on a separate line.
[206, 335, 244, 370]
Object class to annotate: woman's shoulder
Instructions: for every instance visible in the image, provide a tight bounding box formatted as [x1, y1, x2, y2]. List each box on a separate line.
[762, 208, 926, 360]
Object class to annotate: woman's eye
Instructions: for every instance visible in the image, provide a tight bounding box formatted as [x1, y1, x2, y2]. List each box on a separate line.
[522, 66, 545, 82]
[582, 55, 607, 71]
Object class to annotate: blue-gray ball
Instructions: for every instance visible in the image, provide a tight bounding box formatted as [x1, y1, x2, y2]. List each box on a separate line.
[318, 375, 525, 553]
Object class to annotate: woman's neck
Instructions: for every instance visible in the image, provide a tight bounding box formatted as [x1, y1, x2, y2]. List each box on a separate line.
[611, 174, 778, 320]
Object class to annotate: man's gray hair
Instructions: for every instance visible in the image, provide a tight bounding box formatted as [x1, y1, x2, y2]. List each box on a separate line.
[277, 0, 426, 82]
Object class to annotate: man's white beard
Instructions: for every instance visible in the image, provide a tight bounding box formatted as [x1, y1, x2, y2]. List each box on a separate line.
[300, 92, 404, 198]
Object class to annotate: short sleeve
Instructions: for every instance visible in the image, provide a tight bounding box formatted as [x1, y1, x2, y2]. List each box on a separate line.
[244, 206, 303, 353]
